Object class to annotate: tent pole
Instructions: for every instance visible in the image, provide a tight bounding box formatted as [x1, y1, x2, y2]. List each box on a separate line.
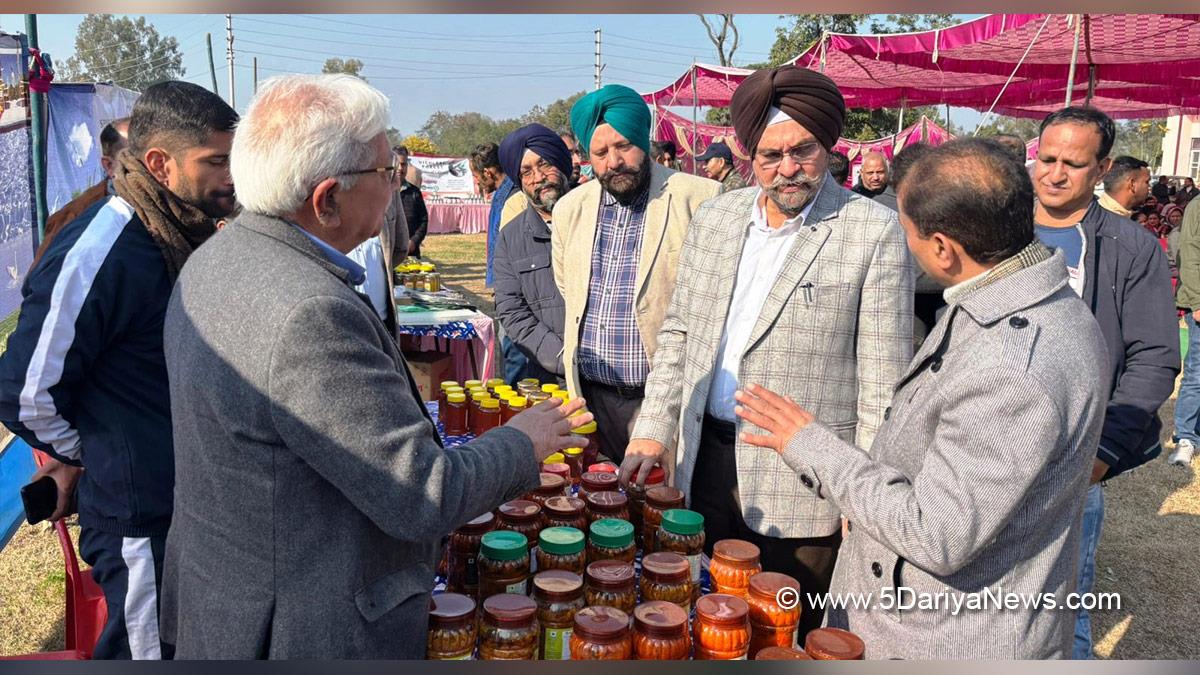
[25, 14, 48, 240]
[691, 61, 698, 171]
[1173, 103, 1184, 175]
[1065, 14, 1083, 108]
[897, 98, 906, 136]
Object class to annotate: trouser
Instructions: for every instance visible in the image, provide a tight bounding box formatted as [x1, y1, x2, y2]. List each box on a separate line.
[1175, 313, 1200, 444]
[79, 527, 172, 660]
[690, 414, 842, 638]
[1073, 483, 1105, 660]
[577, 378, 644, 464]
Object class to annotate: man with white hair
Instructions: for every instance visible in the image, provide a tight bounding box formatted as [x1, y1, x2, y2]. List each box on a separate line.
[852, 150, 897, 210]
[158, 74, 592, 659]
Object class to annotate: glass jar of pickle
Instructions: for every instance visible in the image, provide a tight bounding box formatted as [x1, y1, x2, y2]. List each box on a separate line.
[625, 466, 665, 548]
[756, 646, 813, 660]
[442, 392, 469, 436]
[746, 571, 801, 658]
[543, 496, 587, 532]
[583, 560, 636, 616]
[447, 511, 496, 599]
[501, 396, 526, 424]
[427, 272, 442, 292]
[632, 600, 691, 660]
[639, 552, 692, 613]
[587, 519, 636, 565]
[803, 627, 865, 660]
[641, 486, 685, 553]
[477, 530, 530, 599]
[578, 471, 619, 502]
[525, 473, 568, 509]
[587, 462, 618, 474]
[496, 500, 542, 554]
[569, 606, 632, 660]
[535, 527, 586, 575]
[532, 570, 584, 660]
[427, 592, 477, 660]
[541, 464, 572, 491]
[654, 509, 705, 600]
[709, 539, 762, 598]
[479, 593, 539, 660]
[694, 593, 751, 660]
[570, 421, 601, 468]
[585, 490, 629, 525]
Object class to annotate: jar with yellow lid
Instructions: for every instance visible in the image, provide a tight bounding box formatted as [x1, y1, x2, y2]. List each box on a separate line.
[562, 447, 584, 486]
[485, 378, 506, 393]
[464, 379, 484, 390]
[476, 398, 501, 435]
[501, 396, 527, 424]
[571, 421, 600, 468]
[442, 392, 469, 436]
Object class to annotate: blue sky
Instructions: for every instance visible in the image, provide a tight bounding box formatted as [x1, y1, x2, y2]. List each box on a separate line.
[0, 13, 984, 134]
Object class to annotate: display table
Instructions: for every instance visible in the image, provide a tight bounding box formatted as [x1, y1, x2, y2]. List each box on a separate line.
[396, 306, 495, 381]
[427, 202, 490, 235]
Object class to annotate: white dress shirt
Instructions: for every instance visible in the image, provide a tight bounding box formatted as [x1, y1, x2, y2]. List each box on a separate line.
[347, 235, 388, 321]
[707, 186, 821, 421]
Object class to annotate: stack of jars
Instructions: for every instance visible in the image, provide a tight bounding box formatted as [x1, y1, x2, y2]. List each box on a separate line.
[398, 260, 442, 292]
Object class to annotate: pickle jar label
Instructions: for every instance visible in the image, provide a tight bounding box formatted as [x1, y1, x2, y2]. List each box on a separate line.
[543, 627, 573, 660]
[687, 554, 701, 583]
[465, 557, 479, 587]
[505, 580, 528, 595]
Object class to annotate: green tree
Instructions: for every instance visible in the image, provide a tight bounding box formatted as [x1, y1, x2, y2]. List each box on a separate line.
[523, 91, 587, 132]
[1113, 119, 1168, 166]
[59, 14, 184, 91]
[419, 111, 522, 157]
[322, 58, 366, 81]
[869, 14, 956, 33]
[974, 115, 1044, 143]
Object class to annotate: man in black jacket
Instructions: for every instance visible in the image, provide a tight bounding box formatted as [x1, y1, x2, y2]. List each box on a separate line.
[392, 145, 429, 258]
[493, 124, 572, 384]
[1032, 106, 1179, 659]
[0, 81, 237, 659]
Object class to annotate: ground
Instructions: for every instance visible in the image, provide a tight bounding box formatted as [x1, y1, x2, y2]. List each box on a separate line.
[1, 232, 1198, 658]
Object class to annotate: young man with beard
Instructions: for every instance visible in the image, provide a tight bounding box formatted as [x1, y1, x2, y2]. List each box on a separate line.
[0, 81, 237, 659]
[619, 66, 913, 635]
[553, 84, 721, 463]
[493, 124, 575, 383]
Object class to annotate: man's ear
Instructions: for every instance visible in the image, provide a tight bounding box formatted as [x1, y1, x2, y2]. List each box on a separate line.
[143, 147, 172, 184]
[311, 178, 342, 225]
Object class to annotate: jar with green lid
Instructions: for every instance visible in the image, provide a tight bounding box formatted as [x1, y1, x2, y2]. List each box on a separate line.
[535, 527, 586, 575]
[587, 518, 636, 564]
[427, 592, 477, 660]
[639, 551, 693, 613]
[532, 570, 584, 660]
[654, 509, 705, 601]
[571, 420, 601, 468]
[584, 560, 637, 616]
[479, 593, 539, 660]
[477, 530, 530, 599]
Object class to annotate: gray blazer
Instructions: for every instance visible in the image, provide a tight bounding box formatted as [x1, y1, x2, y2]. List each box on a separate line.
[159, 212, 540, 659]
[633, 176, 914, 539]
[782, 249, 1109, 659]
[494, 204, 566, 377]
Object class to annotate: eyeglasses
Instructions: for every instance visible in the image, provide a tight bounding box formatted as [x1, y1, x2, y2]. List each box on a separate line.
[755, 142, 823, 169]
[519, 158, 559, 181]
[342, 165, 400, 184]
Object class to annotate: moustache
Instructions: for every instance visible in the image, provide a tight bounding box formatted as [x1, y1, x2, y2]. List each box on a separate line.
[767, 175, 820, 191]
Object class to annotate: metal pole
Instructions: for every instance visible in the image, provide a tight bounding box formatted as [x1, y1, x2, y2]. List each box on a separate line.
[226, 14, 235, 108]
[1173, 107, 1185, 175]
[253, 57, 258, 95]
[1064, 14, 1082, 108]
[593, 29, 601, 90]
[206, 33, 218, 94]
[25, 14, 47, 240]
[896, 98, 906, 136]
[691, 62, 698, 171]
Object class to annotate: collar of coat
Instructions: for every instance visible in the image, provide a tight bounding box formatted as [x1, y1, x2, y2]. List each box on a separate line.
[233, 210, 358, 286]
[949, 241, 1063, 326]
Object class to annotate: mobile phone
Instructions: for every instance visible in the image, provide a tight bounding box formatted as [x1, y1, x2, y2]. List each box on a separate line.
[20, 476, 58, 525]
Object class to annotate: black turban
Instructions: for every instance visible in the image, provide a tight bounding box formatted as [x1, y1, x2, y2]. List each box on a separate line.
[499, 123, 573, 185]
[730, 65, 846, 153]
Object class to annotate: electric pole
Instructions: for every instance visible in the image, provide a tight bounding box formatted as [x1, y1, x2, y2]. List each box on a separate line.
[226, 14, 235, 108]
[594, 29, 602, 90]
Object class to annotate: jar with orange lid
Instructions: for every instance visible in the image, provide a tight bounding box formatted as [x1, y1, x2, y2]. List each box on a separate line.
[654, 510, 705, 600]
[570, 421, 600, 468]
[427, 592, 477, 660]
[496, 500, 542, 554]
[583, 560, 636, 616]
[501, 396, 527, 424]
[476, 398, 501, 434]
[479, 593, 539, 660]
[756, 646, 812, 660]
[587, 519, 636, 564]
[632, 600, 691, 660]
[641, 486, 684, 553]
[585, 490, 629, 525]
[639, 552, 692, 613]
[541, 462, 571, 488]
[532, 570, 584, 660]
[693, 593, 751, 660]
[577, 470, 618, 502]
[535, 527, 586, 576]
[804, 627, 865, 660]
[447, 511, 495, 599]
[746, 571, 801, 657]
[562, 448, 584, 486]
[543, 496, 587, 531]
[709, 539, 762, 598]
[569, 606, 632, 660]
[624, 465, 665, 547]
[477, 530, 530, 599]
[525, 473, 567, 508]
[442, 392, 469, 436]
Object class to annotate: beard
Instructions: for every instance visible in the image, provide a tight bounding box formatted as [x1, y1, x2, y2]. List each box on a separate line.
[598, 158, 652, 205]
[527, 175, 568, 213]
[764, 172, 823, 216]
[176, 173, 236, 218]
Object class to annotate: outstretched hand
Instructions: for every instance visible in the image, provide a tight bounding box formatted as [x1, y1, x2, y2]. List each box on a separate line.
[505, 396, 594, 463]
[733, 384, 815, 455]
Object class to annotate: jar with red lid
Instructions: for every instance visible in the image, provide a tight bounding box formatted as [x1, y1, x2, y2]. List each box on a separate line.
[541, 462, 571, 487]
[632, 601, 690, 660]
[804, 627, 865, 660]
[578, 471, 619, 502]
[535, 527, 586, 576]
[583, 560, 637, 616]
[625, 465, 666, 548]
[570, 421, 601, 468]
[543, 496, 587, 532]
[442, 392, 469, 436]
[587, 519, 636, 565]
[496, 500, 543, 554]
[479, 593, 539, 660]
[585, 490, 629, 525]
[525, 473, 568, 509]
[501, 396, 527, 424]
[532, 570, 584, 660]
[654, 509, 705, 601]
[446, 511, 495, 599]
[693, 593, 751, 660]
[638, 552, 692, 613]
[427, 592, 477, 660]
[569, 606, 632, 660]
[756, 646, 812, 660]
[641, 486, 684, 553]
[477, 398, 502, 434]
[587, 462, 617, 474]
[477, 530, 530, 599]
[746, 571, 801, 658]
[708, 539, 762, 598]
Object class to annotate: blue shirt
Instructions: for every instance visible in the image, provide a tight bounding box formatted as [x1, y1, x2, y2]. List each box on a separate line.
[576, 188, 651, 387]
[1034, 224, 1084, 269]
[292, 224, 367, 286]
[485, 176, 518, 288]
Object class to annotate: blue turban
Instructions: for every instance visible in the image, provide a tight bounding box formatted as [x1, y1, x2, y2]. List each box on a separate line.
[499, 123, 573, 185]
[569, 84, 651, 156]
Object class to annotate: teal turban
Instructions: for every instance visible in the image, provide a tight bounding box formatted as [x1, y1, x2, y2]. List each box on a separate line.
[569, 84, 651, 156]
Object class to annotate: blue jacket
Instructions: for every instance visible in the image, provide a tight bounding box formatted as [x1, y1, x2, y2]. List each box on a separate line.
[485, 176, 518, 288]
[0, 196, 177, 537]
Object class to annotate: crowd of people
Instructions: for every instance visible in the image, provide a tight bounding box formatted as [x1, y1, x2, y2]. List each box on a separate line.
[0, 63, 1191, 660]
